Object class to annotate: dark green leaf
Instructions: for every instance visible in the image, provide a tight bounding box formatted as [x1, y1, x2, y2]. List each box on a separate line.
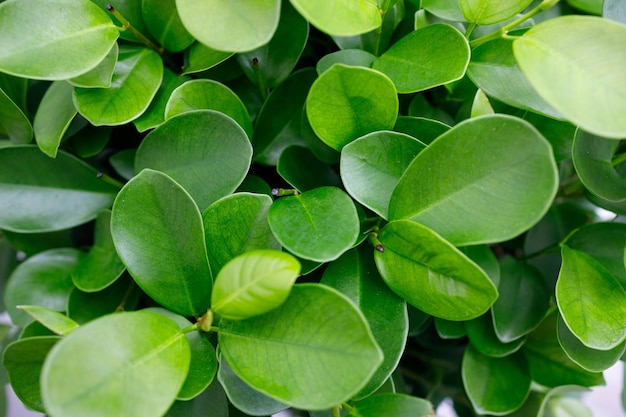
[277, 146, 342, 192]
[33, 81, 77, 158]
[466, 313, 526, 357]
[316, 49, 375, 74]
[392, 116, 450, 145]
[183, 43, 233, 75]
[0, 86, 32, 144]
[166, 380, 228, 417]
[142, 0, 194, 52]
[67, 275, 140, 324]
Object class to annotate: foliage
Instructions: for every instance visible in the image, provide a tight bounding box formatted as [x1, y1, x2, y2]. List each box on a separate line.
[0, 0, 625, 416]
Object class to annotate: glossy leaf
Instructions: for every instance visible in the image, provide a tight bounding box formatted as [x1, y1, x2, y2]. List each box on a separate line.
[73, 46, 163, 126]
[67, 276, 140, 324]
[218, 284, 383, 409]
[556, 246, 626, 350]
[135, 111, 252, 210]
[0, 0, 119, 80]
[422, 0, 465, 21]
[514, 15, 626, 138]
[166, 380, 228, 417]
[41, 311, 190, 417]
[393, 116, 450, 144]
[277, 146, 342, 192]
[68, 43, 117, 88]
[4, 248, 80, 327]
[109, 149, 136, 181]
[211, 250, 300, 321]
[390, 115, 558, 246]
[289, 0, 381, 36]
[466, 313, 526, 357]
[0, 146, 119, 232]
[373, 24, 469, 93]
[111, 169, 212, 317]
[347, 393, 434, 417]
[539, 386, 594, 417]
[18, 305, 79, 336]
[91, 0, 150, 42]
[306, 64, 398, 151]
[268, 187, 359, 262]
[183, 43, 233, 75]
[33, 81, 77, 158]
[374, 220, 498, 321]
[460, 0, 533, 24]
[0, 86, 32, 144]
[462, 346, 531, 415]
[341, 131, 425, 219]
[435, 318, 467, 340]
[316, 49, 375, 74]
[522, 112, 576, 162]
[176, 0, 280, 52]
[142, 0, 194, 52]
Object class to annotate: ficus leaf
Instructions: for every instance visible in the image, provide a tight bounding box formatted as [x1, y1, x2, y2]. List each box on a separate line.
[33, 81, 77, 158]
[17, 305, 79, 336]
[460, 0, 533, 25]
[288, 0, 381, 36]
[0, 86, 32, 144]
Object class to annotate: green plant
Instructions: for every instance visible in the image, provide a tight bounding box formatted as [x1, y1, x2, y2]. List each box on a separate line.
[1, 0, 625, 416]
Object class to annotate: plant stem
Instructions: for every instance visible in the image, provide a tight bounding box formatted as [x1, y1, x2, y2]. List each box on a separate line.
[331, 405, 341, 417]
[465, 22, 477, 39]
[181, 323, 200, 334]
[367, 231, 384, 252]
[96, 171, 124, 189]
[250, 58, 268, 100]
[106, 5, 163, 55]
[115, 280, 138, 312]
[612, 152, 626, 167]
[271, 188, 299, 197]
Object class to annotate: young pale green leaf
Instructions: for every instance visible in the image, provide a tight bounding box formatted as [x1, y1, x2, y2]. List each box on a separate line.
[470, 89, 494, 118]
[340, 131, 425, 219]
[514, 15, 626, 139]
[165, 80, 253, 137]
[372, 24, 469, 93]
[0, 146, 119, 232]
[4, 248, 80, 327]
[71, 210, 125, 292]
[218, 284, 383, 410]
[3, 336, 60, 412]
[556, 246, 626, 350]
[33, 81, 77, 158]
[390, 115, 558, 246]
[176, 0, 280, 52]
[465, 314, 526, 357]
[460, 0, 533, 24]
[393, 116, 450, 145]
[0, 0, 119, 80]
[306, 64, 398, 151]
[18, 306, 79, 336]
[0, 87, 32, 144]
[183, 43, 234, 75]
[41, 311, 190, 417]
[557, 314, 626, 372]
[211, 250, 300, 321]
[111, 169, 212, 317]
[347, 393, 434, 417]
[268, 187, 359, 262]
[572, 130, 626, 202]
[73, 46, 163, 126]
[422, 0, 465, 21]
[374, 220, 498, 321]
[316, 49, 376, 74]
[462, 346, 531, 415]
[289, 0, 381, 36]
[277, 146, 342, 192]
[142, 0, 194, 52]
[604, 0, 626, 24]
[322, 246, 408, 399]
[68, 43, 118, 89]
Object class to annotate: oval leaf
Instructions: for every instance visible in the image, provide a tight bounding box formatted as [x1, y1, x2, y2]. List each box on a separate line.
[466, 313, 526, 358]
[460, 0, 533, 24]
[348, 393, 434, 417]
[142, 0, 194, 52]
[289, 0, 381, 36]
[390, 115, 558, 246]
[68, 43, 118, 88]
[0, 87, 32, 144]
[33, 81, 77, 158]
[18, 305, 79, 336]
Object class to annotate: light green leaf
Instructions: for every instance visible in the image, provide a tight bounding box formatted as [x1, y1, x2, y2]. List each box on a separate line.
[390, 115, 558, 246]
[165, 380, 228, 417]
[68, 43, 118, 88]
[0, 0, 119, 80]
[73, 46, 163, 126]
[142, 0, 194, 52]
[135, 110, 252, 210]
[211, 250, 300, 321]
[306, 64, 398, 150]
[422, 0, 465, 21]
[460, 0, 533, 24]
[33, 81, 77, 158]
[41, 311, 190, 417]
[111, 169, 212, 317]
[514, 15, 626, 139]
[374, 220, 498, 321]
[176, 0, 280, 52]
[372, 24, 469, 93]
[471, 89, 494, 117]
[0, 146, 119, 232]
[556, 246, 626, 350]
[340, 131, 425, 219]
[347, 393, 434, 417]
[0, 86, 32, 144]
[268, 186, 359, 262]
[289, 0, 381, 36]
[18, 305, 79, 336]
[218, 284, 383, 409]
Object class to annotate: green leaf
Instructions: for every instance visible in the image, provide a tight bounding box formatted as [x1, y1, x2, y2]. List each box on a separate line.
[435, 317, 467, 339]
[71, 210, 125, 292]
[3, 336, 60, 412]
[372, 24, 469, 93]
[289, 0, 381, 36]
[390, 115, 558, 246]
[522, 112, 576, 162]
[68, 43, 118, 88]
[462, 346, 531, 415]
[340, 131, 425, 219]
[73, 46, 163, 126]
[176, 0, 280, 52]
[347, 393, 434, 417]
[556, 246, 626, 350]
[0, 0, 119, 80]
[460, 0, 533, 24]
[422, 0, 465, 21]
[67, 276, 141, 324]
[572, 129, 626, 202]
[142, 0, 194, 52]
[41, 311, 190, 417]
[166, 380, 228, 417]
[165, 80, 253, 138]
[539, 386, 594, 417]
[514, 15, 626, 139]
[135, 110, 252, 210]
[109, 149, 136, 181]
[183, 43, 234, 75]
[0, 146, 119, 232]
[33, 81, 77, 158]
[374, 220, 498, 321]
[0, 86, 32, 144]
[268, 187, 359, 262]
[567, 0, 602, 14]
[91, 0, 151, 43]
[211, 250, 300, 321]
[471, 89, 494, 117]
[277, 146, 342, 192]
[306, 64, 398, 151]
[4, 248, 80, 327]
[218, 284, 383, 409]
[322, 246, 408, 398]
[466, 313, 526, 357]
[316, 49, 376, 74]
[111, 169, 212, 317]
[604, 0, 626, 24]
[17, 305, 79, 336]
[393, 116, 450, 145]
